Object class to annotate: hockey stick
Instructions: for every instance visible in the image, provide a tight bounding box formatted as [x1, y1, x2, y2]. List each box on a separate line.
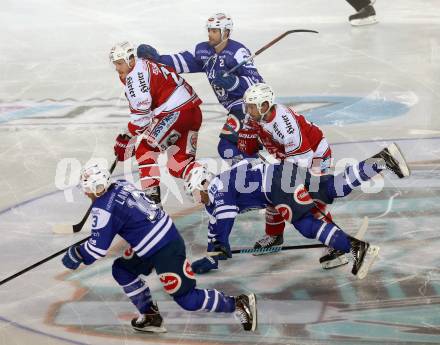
[52, 157, 118, 234]
[232, 243, 325, 255]
[224, 29, 318, 76]
[0, 236, 90, 286]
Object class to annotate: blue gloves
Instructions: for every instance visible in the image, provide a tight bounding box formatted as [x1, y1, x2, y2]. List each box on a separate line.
[62, 246, 83, 270]
[211, 70, 239, 91]
[137, 44, 160, 61]
[207, 242, 232, 260]
[191, 256, 219, 274]
[191, 242, 232, 274]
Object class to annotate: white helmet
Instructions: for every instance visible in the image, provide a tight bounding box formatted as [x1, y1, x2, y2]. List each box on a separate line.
[109, 41, 135, 65]
[80, 163, 111, 195]
[243, 83, 275, 116]
[183, 163, 214, 197]
[206, 12, 233, 38]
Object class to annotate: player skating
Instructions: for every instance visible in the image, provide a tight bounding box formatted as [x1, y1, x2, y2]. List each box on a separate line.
[61, 163, 257, 333]
[136, 13, 264, 164]
[110, 41, 202, 205]
[237, 83, 339, 265]
[185, 143, 410, 279]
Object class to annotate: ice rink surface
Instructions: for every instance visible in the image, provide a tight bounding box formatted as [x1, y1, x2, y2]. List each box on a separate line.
[1, 0, 440, 344]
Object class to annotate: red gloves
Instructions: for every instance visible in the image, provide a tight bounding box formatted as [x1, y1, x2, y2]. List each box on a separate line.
[114, 134, 135, 161]
[237, 128, 259, 156]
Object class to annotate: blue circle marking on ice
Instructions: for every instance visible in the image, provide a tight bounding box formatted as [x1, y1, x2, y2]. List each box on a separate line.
[276, 96, 410, 126]
[0, 104, 67, 124]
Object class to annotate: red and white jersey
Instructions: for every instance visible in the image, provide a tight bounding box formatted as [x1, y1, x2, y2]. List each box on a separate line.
[122, 59, 201, 130]
[256, 104, 331, 167]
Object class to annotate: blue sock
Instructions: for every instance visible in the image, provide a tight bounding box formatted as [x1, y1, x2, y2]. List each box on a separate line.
[328, 159, 383, 198]
[174, 288, 235, 313]
[316, 223, 351, 252]
[122, 277, 152, 313]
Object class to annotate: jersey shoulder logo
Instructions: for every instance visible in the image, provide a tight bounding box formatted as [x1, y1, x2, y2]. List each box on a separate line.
[90, 208, 112, 230]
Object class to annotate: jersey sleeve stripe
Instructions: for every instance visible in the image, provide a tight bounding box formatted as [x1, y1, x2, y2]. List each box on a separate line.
[133, 215, 169, 252]
[216, 211, 238, 220]
[87, 242, 107, 256]
[137, 217, 173, 257]
[171, 54, 182, 73]
[242, 76, 253, 88]
[84, 243, 102, 260]
[213, 205, 238, 215]
[177, 53, 190, 73]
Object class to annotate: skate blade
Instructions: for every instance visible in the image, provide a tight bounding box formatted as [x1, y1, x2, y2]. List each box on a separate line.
[248, 293, 257, 332]
[321, 255, 349, 269]
[357, 245, 380, 280]
[133, 325, 167, 333]
[388, 143, 410, 177]
[350, 16, 378, 26]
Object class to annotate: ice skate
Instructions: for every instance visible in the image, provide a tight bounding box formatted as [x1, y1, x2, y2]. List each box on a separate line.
[131, 303, 167, 333]
[372, 142, 410, 178]
[319, 248, 349, 269]
[349, 5, 378, 26]
[350, 237, 380, 280]
[235, 293, 257, 331]
[253, 234, 283, 256]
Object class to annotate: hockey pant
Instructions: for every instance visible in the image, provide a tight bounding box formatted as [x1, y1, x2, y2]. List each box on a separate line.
[112, 233, 235, 314]
[132, 106, 202, 189]
[265, 155, 333, 237]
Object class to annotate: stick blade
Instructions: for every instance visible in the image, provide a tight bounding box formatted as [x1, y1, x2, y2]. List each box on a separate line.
[52, 223, 74, 234]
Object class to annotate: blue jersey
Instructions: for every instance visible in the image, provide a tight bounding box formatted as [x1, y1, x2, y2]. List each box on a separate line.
[78, 181, 179, 265]
[203, 161, 333, 247]
[204, 161, 269, 245]
[158, 40, 264, 114]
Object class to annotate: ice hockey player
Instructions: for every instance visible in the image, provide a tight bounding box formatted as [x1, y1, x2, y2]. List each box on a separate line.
[61, 163, 257, 333]
[237, 83, 339, 266]
[136, 13, 264, 164]
[110, 41, 203, 205]
[185, 142, 410, 278]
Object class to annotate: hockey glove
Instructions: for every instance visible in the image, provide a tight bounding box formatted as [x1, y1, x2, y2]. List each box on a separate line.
[212, 70, 239, 91]
[62, 245, 83, 270]
[237, 128, 259, 156]
[137, 44, 160, 61]
[114, 133, 135, 161]
[191, 256, 218, 274]
[207, 242, 232, 260]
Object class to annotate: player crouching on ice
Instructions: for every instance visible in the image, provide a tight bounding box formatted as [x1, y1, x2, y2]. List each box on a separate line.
[186, 143, 410, 279]
[61, 163, 257, 333]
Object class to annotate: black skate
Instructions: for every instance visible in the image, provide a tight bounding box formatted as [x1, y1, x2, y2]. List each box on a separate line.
[131, 303, 167, 333]
[319, 248, 349, 269]
[235, 293, 257, 331]
[372, 143, 410, 178]
[350, 237, 380, 280]
[253, 234, 283, 256]
[349, 4, 377, 26]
